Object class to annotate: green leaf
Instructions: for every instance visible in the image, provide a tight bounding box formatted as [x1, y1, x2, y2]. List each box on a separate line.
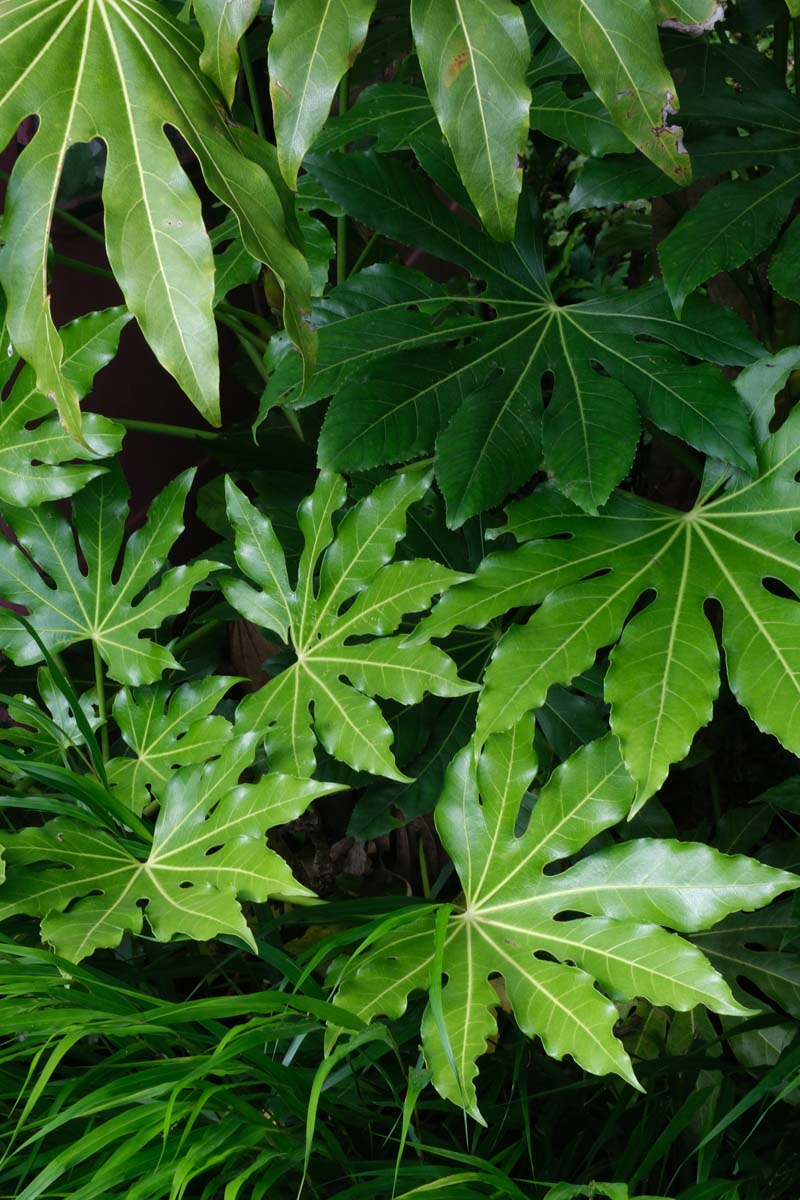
[770, 214, 800, 305]
[410, 0, 530, 241]
[194, 0, 259, 106]
[691, 900, 800, 1019]
[0, 307, 130, 507]
[0, 467, 219, 686]
[418, 406, 800, 806]
[300, 154, 759, 520]
[0, 734, 342, 960]
[0, 0, 314, 436]
[529, 0, 693, 185]
[225, 469, 478, 779]
[268, 0, 378, 189]
[652, 0, 726, 34]
[531, 82, 632, 157]
[0, 668, 100, 766]
[332, 723, 794, 1118]
[659, 166, 800, 316]
[107, 677, 240, 815]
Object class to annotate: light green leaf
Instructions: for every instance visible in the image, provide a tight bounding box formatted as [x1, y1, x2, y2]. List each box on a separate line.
[0, 467, 220, 686]
[225, 470, 478, 779]
[0, 307, 130, 507]
[107, 677, 240, 815]
[269, 0, 378, 189]
[418, 407, 800, 806]
[530, 0, 692, 184]
[0, 0, 314, 437]
[0, 667, 100, 766]
[332, 723, 793, 1118]
[0, 735, 342, 960]
[194, 0, 259, 106]
[410, 0, 530, 241]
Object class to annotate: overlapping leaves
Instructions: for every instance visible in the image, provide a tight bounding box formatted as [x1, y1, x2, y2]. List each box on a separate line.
[224, 466, 477, 779]
[418, 405, 800, 806]
[0, 0, 314, 436]
[267, 150, 759, 523]
[0, 307, 129, 508]
[331, 719, 797, 1119]
[0, 734, 341, 960]
[107, 677, 240, 814]
[0, 467, 219, 685]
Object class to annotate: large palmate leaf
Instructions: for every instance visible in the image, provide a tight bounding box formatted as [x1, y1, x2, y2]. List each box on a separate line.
[417, 405, 800, 808]
[0, 0, 314, 437]
[224, 467, 477, 779]
[0, 734, 342, 960]
[529, 0, 698, 184]
[410, 0, 530, 241]
[0, 307, 129, 507]
[0, 468, 219, 686]
[107, 677, 240, 815]
[331, 721, 797, 1119]
[691, 900, 800, 1020]
[269, 0, 378, 189]
[276, 152, 759, 523]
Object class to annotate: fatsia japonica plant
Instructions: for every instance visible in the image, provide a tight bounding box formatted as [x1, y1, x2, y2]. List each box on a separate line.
[2, 0, 800, 1196]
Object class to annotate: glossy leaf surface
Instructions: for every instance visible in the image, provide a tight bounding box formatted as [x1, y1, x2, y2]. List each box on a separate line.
[332, 722, 796, 1118]
[0, 308, 129, 507]
[419, 407, 800, 806]
[0, 468, 219, 685]
[224, 468, 477, 779]
[269, 0, 378, 188]
[411, 0, 530, 241]
[107, 677, 240, 815]
[295, 153, 758, 522]
[0, 0, 314, 435]
[530, 0, 692, 183]
[0, 735, 341, 960]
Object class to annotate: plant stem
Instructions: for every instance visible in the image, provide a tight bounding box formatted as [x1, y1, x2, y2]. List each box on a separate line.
[219, 314, 305, 441]
[349, 231, 379, 278]
[114, 417, 219, 441]
[92, 642, 110, 762]
[240, 35, 267, 140]
[336, 74, 349, 285]
[53, 253, 115, 282]
[172, 618, 226, 658]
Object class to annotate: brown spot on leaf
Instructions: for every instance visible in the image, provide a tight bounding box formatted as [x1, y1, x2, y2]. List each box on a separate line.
[348, 38, 366, 68]
[445, 48, 469, 86]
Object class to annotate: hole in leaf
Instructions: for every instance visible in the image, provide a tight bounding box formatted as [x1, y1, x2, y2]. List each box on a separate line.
[763, 576, 800, 603]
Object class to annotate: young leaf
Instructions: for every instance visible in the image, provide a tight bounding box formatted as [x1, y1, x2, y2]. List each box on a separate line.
[298, 154, 759, 522]
[224, 469, 478, 779]
[194, 0, 259, 107]
[331, 722, 796, 1119]
[530, 0, 693, 185]
[418, 406, 800, 807]
[0, 468, 219, 686]
[0, 735, 342, 960]
[410, 0, 531, 241]
[0, 0, 314, 437]
[269, 0, 378, 189]
[107, 677, 240, 815]
[0, 308, 130, 507]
